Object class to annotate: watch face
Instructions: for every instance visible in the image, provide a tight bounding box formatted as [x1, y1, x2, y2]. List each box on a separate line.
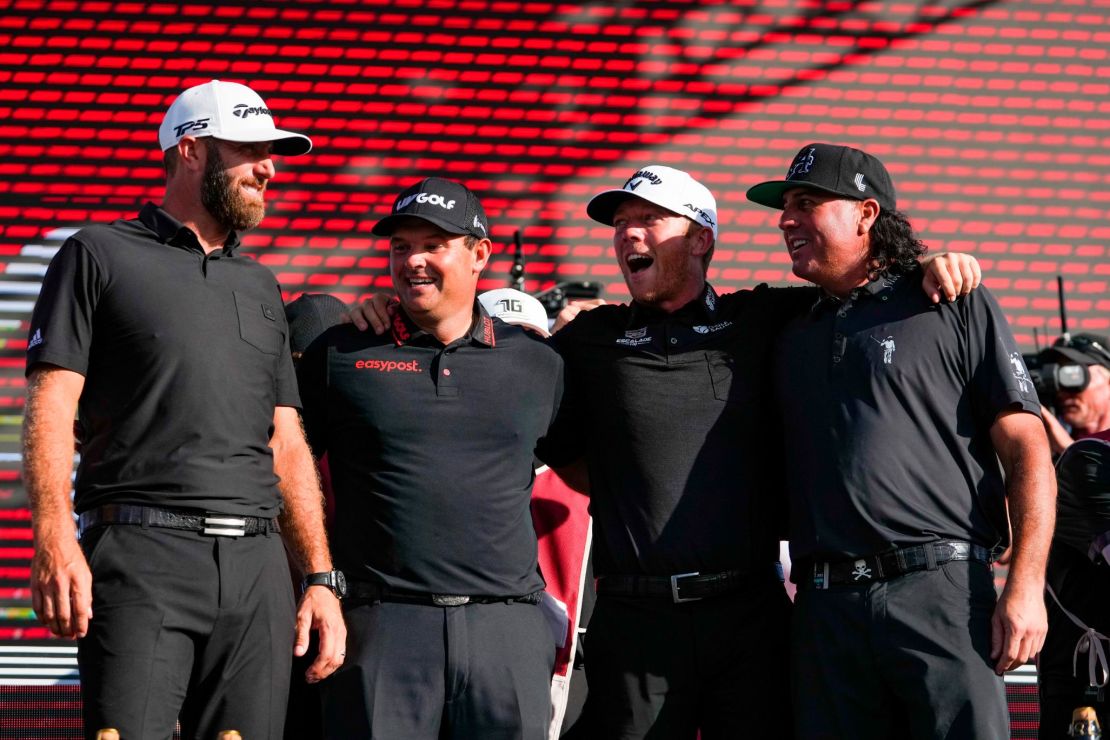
[334, 570, 348, 597]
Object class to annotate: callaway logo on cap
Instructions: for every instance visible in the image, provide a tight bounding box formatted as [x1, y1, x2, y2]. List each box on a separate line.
[158, 80, 312, 156]
[371, 177, 490, 239]
[745, 143, 897, 211]
[587, 165, 719, 239]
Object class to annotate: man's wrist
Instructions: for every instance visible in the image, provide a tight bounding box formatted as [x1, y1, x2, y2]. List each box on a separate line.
[301, 570, 347, 599]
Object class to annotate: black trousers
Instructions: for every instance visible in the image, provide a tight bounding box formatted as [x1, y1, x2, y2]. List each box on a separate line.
[77, 525, 296, 740]
[321, 599, 555, 739]
[792, 561, 1008, 740]
[582, 580, 793, 739]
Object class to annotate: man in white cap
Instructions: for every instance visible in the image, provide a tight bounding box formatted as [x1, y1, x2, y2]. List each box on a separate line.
[24, 80, 344, 739]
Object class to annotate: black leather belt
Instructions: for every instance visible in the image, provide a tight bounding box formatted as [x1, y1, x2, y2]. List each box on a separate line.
[596, 569, 771, 604]
[800, 540, 993, 590]
[77, 504, 279, 538]
[343, 579, 543, 607]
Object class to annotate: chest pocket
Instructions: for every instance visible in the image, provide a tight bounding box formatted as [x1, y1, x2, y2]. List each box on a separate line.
[707, 352, 744, 405]
[234, 291, 283, 356]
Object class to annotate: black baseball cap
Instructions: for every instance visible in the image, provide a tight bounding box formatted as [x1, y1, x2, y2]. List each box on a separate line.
[284, 293, 348, 355]
[1044, 333, 1110, 368]
[371, 177, 489, 238]
[746, 143, 897, 212]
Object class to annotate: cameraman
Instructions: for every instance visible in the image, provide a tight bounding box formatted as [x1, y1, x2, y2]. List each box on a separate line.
[1038, 334, 1110, 455]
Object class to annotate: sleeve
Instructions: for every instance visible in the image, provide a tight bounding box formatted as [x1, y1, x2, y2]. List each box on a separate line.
[26, 237, 104, 376]
[294, 334, 329, 458]
[963, 286, 1042, 426]
[270, 285, 301, 409]
[1056, 439, 1110, 563]
[535, 332, 585, 468]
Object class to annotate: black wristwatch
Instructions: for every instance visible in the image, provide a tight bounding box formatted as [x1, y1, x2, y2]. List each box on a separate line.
[301, 570, 347, 599]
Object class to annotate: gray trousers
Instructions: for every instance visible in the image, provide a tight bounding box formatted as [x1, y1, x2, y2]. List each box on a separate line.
[78, 524, 296, 740]
[321, 599, 555, 739]
[792, 561, 1008, 740]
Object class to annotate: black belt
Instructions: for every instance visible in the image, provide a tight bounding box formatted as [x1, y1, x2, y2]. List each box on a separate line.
[596, 569, 772, 604]
[77, 504, 279, 538]
[344, 579, 543, 607]
[800, 540, 993, 590]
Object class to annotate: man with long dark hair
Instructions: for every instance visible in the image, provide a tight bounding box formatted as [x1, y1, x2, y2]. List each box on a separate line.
[748, 143, 1056, 739]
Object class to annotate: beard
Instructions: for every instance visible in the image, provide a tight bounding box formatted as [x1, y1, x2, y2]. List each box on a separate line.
[200, 141, 266, 232]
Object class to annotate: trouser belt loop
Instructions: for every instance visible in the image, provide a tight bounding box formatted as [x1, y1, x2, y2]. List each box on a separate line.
[140, 505, 153, 529]
[924, 542, 939, 571]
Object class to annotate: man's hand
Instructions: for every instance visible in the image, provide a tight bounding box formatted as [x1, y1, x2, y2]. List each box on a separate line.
[294, 586, 347, 683]
[920, 252, 982, 303]
[31, 531, 92, 639]
[552, 298, 607, 334]
[990, 581, 1048, 675]
[348, 294, 393, 334]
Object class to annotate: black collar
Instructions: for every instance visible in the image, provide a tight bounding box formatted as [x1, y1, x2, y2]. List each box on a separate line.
[627, 282, 720, 328]
[138, 202, 241, 256]
[390, 299, 497, 349]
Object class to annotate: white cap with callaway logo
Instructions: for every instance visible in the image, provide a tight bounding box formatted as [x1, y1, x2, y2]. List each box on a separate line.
[478, 288, 551, 336]
[158, 79, 312, 156]
[586, 165, 718, 239]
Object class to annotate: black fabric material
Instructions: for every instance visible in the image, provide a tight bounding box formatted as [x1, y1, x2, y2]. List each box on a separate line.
[792, 563, 1007, 739]
[77, 525, 296, 740]
[774, 267, 1041, 562]
[321, 600, 554, 740]
[77, 504, 279, 537]
[342, 578, 543, 606]
[26, 202, 298, 517]
[297, 305, 561, 598]
[1039, 437, 1110, 737]
[584, 583, 792, 739]
[595, 568, 779, 601]
[539, 282, 815, 578]
[796, 540, 992, 590]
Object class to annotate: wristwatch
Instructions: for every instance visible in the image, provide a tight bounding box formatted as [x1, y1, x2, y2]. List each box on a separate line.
[301, 570, 347, 599]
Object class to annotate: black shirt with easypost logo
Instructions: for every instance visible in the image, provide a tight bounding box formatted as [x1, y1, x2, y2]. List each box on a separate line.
[538, 283, 815, 578]
[296, 305, 563, 597]
[773, 266, 1041, 563]
[26, 203, 300, 517]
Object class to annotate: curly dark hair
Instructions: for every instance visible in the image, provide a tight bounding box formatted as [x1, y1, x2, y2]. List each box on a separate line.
[866, 208, 928, 281]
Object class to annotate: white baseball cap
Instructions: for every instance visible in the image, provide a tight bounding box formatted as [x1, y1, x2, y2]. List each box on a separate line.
[587, 165, 718, 239]
[478, 288, 550, 336]
[158, 80, 312, 156]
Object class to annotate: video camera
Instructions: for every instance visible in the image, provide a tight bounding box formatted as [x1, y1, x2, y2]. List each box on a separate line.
[1024, 333, 1110, 408]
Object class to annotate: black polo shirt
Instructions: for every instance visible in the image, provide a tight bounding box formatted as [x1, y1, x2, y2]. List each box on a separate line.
[1041, 436, 1110, 689]
[296, 305, 563, 597]
[26, 203, 299, 517]
[538, 283, 816, 577]
[773, 266, 1041, 562]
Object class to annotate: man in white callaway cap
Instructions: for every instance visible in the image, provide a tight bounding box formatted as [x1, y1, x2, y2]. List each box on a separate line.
[531, 164, 985, 738]
[24, 79, 344, 739]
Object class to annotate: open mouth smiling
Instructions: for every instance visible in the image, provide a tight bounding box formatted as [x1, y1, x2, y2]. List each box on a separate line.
[627, 253, 654, 273]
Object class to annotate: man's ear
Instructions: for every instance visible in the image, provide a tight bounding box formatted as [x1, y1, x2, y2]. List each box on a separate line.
[176, 136, 205, 172]
[689, 227, 713, 259]
[858, 198, 880, 235]
[472, 238, 493, 274]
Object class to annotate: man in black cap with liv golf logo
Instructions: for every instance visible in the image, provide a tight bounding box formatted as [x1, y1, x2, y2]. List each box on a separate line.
[748, 143, 1056, 738]
[296, 177, 565, 738]
[24, 79, 345, 739]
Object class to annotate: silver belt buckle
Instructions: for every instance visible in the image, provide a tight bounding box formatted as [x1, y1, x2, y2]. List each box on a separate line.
[202, 516, 247, 537]
[670, 572, 702, 603]
[432, 594, 470, 607]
